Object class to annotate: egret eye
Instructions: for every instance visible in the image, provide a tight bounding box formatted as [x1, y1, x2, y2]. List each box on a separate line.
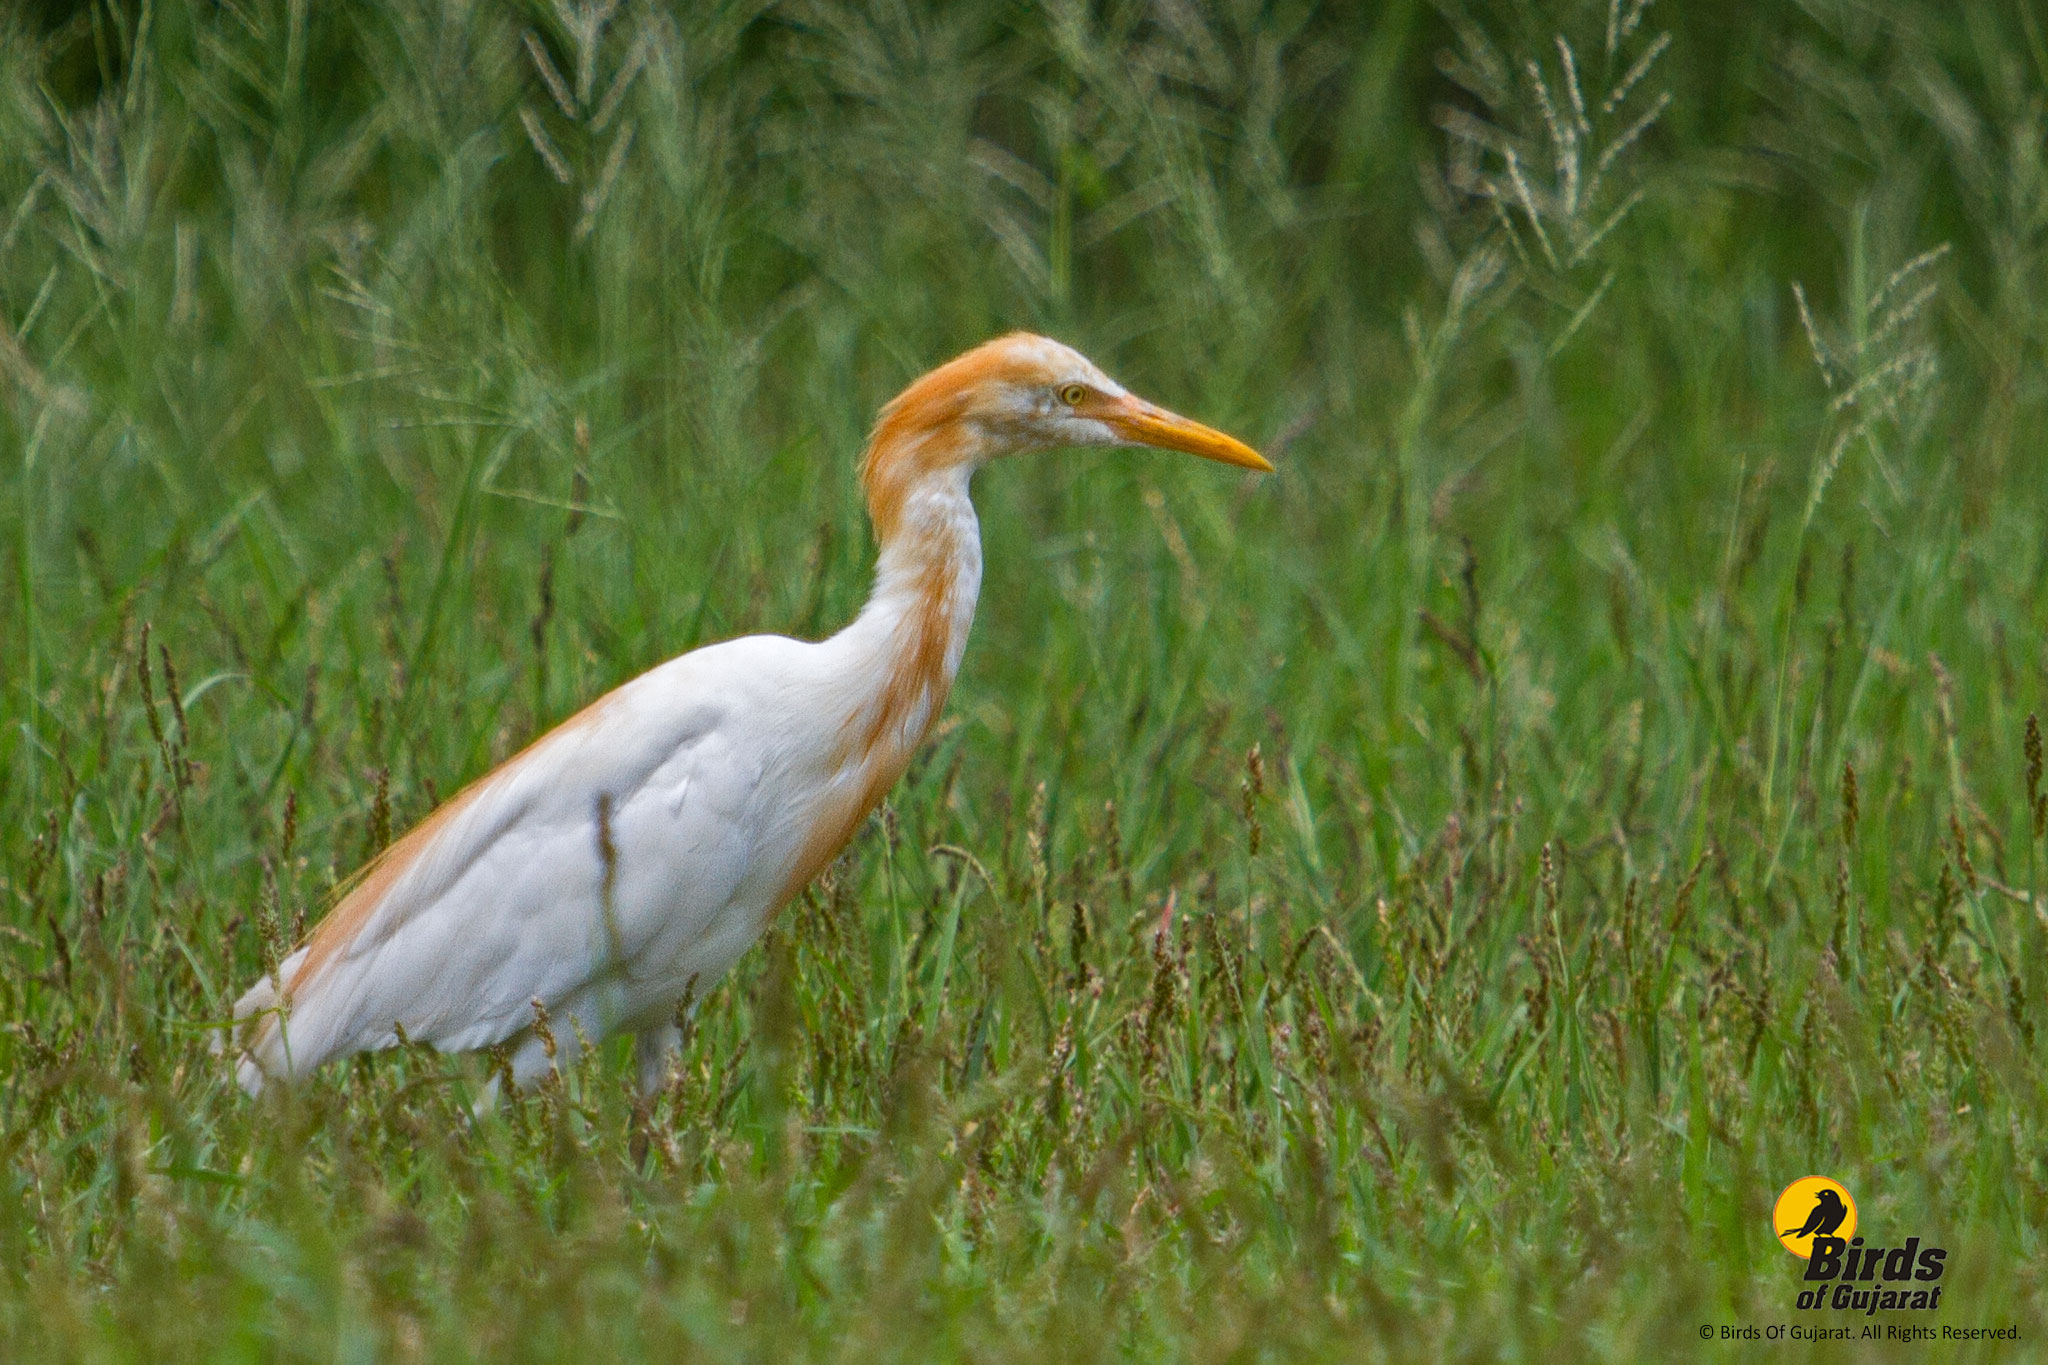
[1058, 383, 1089, 406]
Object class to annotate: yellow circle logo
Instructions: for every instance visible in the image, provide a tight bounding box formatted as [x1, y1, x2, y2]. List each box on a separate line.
[1773, 1176, 1857, 1258]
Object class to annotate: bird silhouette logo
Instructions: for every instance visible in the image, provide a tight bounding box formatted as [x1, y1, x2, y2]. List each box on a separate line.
[1781, 1190, 1848, 1239]
[1772, 1177, 1858, 1258]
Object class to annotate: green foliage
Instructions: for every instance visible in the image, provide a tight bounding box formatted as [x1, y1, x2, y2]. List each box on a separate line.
[2, 0, 2045, 1357]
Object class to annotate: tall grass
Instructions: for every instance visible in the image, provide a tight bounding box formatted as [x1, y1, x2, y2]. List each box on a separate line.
[2, 0, 2045, 1358]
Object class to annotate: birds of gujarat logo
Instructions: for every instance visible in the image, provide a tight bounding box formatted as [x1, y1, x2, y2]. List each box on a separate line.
[1774, 1176, 1858, 1258]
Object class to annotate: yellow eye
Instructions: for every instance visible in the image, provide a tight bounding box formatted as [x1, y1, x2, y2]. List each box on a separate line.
[1058, 383, 1089, 406]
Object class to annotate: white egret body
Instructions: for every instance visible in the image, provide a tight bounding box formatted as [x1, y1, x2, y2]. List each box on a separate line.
[230, 333, 1269, 1094]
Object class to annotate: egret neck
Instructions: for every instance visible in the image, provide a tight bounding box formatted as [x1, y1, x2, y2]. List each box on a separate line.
[844, 457, 983, 761]
[766, 428, 986, 914]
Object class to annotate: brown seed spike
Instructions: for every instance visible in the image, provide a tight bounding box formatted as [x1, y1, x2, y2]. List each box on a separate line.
[1948, 813, 1978, 895]
[137, 622, 166, 755]
[257, 856, 283, 984]
[1242, 744, 1265, 857]
[486, 1042, 518, 1098]
[2025, 714, 2042, 810]
[159, 643, 188, 755]
[1067, 900, 1090, 990]
[530, 996, 557, 1063]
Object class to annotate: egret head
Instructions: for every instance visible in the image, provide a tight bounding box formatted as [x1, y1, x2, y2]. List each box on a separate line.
[861, 332, 1270, 533]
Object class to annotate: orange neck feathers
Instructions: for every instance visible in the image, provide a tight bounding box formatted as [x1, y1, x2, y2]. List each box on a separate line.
[850, 398, 984, 762]
[766, 395, 988, 913]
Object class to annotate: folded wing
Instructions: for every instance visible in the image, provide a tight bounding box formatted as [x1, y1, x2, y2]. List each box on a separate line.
[230, 646, 782, 1093]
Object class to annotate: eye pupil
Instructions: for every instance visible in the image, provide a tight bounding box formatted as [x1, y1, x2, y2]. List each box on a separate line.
[1061, 384, 1087, 405]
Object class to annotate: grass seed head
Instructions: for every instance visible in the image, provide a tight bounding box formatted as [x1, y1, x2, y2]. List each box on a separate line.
[2025, 714, 2042, 835]
[1241, 744, 1264, 857]
[1840, 759, 1860, 848]
[531, 997, 558, 1064]
[1948, 812, 1978, 895]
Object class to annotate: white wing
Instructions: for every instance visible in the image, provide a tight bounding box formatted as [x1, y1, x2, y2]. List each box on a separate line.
[232, 633, 833, 1092]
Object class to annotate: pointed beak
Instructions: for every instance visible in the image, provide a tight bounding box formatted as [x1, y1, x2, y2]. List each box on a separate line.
[1097, 396, 1274, 473]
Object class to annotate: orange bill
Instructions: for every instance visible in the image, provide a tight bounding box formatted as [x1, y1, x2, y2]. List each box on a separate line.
[1094, 395, 1274, 472]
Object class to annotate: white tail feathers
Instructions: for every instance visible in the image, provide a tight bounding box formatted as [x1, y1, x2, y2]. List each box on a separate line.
[227, 971, 281, 1096]
[226, 945, 310, 1095]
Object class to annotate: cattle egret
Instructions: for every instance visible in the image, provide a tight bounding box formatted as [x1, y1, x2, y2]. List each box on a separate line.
[229, 333, 1270, 1095]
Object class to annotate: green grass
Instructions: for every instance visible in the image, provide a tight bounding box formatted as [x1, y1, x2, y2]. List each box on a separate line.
[3, 0, 2047, 1358]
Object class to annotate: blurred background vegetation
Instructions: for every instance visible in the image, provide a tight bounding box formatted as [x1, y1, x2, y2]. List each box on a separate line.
[2, 0, 2045, 1358]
